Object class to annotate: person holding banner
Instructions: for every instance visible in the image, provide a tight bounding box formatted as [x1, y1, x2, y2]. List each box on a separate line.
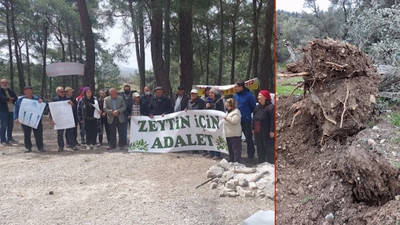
[51, 86, 77, 152]
[224, 98, 242, 163]
[186, 89, 205, 110]
[173, 86, 189, 112]
[205, 88, 225, 159]
[0, 78, 18, 146]
[77, 87, 100, 150]
[139, 86, 152, 116]
[104, 88, 126, 150]
[148, 86, 173, 118]
[253, 90, 275, 164]
[234, 80, 257, 160]
[13, 86, 45, 153]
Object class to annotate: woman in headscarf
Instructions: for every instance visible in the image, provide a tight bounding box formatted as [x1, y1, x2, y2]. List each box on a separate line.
[77, 87, 100, 150]
[253, 90, 275, 164]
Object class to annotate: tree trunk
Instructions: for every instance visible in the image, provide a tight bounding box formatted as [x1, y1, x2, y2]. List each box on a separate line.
[206, 25, 211, 85]
[217, 0, 224, 85]
[252, 0, 263, 78]
[230, 0, 240, 84]
[259, 0, 275, 91]
[178, 0, 194, 92]
[246, 42, 254, 80]
[10, 1, 25, 94]
[129, 0, 146, 94]
[150, 0, 171, 96]
[4, 0, 14, 88]
[164, 0, 171, 86]
[25, 34, 31, 86]
[77, 0, 96, 92]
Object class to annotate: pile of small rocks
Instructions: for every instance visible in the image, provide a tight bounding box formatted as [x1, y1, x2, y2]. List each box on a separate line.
[206, 159, 274, 199]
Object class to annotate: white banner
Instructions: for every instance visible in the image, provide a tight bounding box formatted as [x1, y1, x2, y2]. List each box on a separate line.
[193, 78, 259, 96]
[129, 110, 229, 154]
[49, 101, 76, 130]
[46, 62, 85, 77]
[18, 98, 46, 129]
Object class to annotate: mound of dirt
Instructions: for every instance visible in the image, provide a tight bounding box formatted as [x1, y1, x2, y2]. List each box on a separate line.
[285, 39, 381, 144]
[277, 39, 400, 224]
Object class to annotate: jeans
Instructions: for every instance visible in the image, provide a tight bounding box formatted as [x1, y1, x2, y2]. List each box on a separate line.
[22, 122, 43, 150]
[0, 112, 14, 143]
[241, 121, 255, 158]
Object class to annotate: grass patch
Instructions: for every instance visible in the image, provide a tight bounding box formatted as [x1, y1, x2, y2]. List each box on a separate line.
[389, 112, 400, 128]
[301, 196, 315, 205]
[276, 77, 303, 96]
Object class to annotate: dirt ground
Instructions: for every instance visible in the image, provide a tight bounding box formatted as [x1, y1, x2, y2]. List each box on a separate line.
[0, 118, 273, 225]
[276, 95, 400, 225]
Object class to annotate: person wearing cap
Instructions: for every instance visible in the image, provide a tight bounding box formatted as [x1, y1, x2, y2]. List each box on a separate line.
[140, 86, 152, 116]
[186, 89, 205, 110]
[65, 87, 79, 148]
[13, 86, 45, 153]
[77, 87, 100, 150]
[234, 80, 257, 160]
[104, 88, 126, 150]
[0, 78, 18, 146]
[173, 86, 189, 112]
[253, 90, 275, 164]
[128, 92, 141, 118]
[205, 88, 225, 159]
[121, 84, 133, 145]
[148, 86, 173, 118]
[51, 86, 76, 152]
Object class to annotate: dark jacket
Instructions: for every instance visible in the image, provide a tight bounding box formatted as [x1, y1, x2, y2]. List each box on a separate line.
[208, 97, 225, 112]
[253, 101, 274, 136]
[121, 92, 133, 117]
[139, 95, 152, 116]
[77, 96, 98, 122]
[148, 96, 173, 116]
[0, 87, 17, 113]
[234, 89, 256, 123]
[187, 97, 205, 110]
[173, 94, 189, 111]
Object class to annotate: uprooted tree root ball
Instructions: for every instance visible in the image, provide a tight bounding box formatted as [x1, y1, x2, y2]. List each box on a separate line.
[277, 39, 400, 224]
[284, 38, 381, 144]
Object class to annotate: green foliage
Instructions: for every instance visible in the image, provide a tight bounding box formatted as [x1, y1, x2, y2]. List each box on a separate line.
[301, 196, 315, 205]
[129, 139, 149, 152]
[216, 136, 227, 150]
[389, 113, 400, 128]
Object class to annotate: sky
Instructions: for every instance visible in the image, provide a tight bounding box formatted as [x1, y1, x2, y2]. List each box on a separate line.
[277, 0, 331, 12]
[107, 0, 333, 70]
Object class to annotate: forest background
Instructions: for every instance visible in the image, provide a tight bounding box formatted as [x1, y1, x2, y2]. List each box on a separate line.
[0, 0, 275, 99]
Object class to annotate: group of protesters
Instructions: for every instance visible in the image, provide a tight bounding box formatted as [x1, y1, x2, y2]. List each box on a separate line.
[0, 77, 275, 164]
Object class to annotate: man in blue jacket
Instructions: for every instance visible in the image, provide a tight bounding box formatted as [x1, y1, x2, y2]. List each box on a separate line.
[234, 80, 256, 160]
[0, 79, 18, 146]
[14, 86, 45, 153]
